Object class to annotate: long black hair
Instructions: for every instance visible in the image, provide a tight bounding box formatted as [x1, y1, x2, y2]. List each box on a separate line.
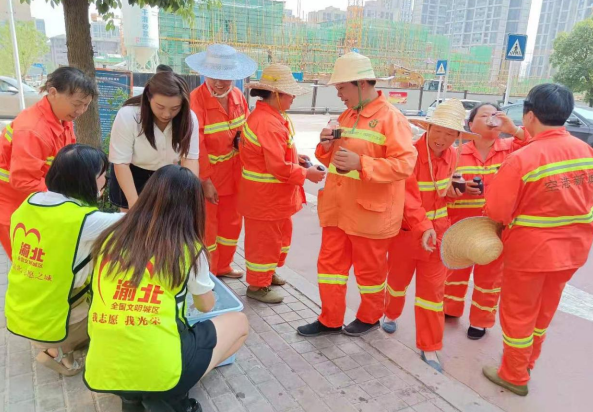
[123, 72, 193, 158]
[45, 144, 108, 207]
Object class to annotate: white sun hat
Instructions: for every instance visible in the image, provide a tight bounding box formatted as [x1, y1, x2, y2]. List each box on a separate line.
[245, 64, 310, 96]
[185, 44, 257, 81]
[328, 52, 392, 85]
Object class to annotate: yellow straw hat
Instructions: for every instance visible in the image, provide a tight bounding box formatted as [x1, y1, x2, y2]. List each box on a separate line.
[440, 217, 504, 270]
[327, 52, 392, 85]
[245, 64, 309, 96]
[410, 99, 479, 140]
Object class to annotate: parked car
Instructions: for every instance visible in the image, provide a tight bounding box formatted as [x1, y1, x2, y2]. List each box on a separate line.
[502, 103, 593, 146]
[0, 77, 43, 119]
[426, 99, 481, 120]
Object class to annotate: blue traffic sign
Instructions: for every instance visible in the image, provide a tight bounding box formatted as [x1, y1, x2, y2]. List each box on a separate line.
[435, 60, 447, 76]
[505, 34, 527, 61]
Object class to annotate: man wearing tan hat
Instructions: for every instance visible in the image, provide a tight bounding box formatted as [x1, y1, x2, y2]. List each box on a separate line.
[481, 84, 593, 395]
[297, 52, 417, 337]
[382, 100, 478, 372]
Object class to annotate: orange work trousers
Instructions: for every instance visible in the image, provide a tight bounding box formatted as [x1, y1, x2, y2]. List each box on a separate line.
[498, 267, 576, 386]
[0, 224, 11, 260]
[443, 255, 503, 328]
[385, 230, 447, 351]
[317, 226, 390, 328]
[205, 194, 242, 275]
[244, 217, 292, 288]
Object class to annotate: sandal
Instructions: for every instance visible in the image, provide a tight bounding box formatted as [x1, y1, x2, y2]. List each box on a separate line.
[36, 348, 83, 377]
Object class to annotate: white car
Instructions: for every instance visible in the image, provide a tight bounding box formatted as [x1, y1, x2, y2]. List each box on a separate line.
[426, 99, 481, 120]
[0, 77, 43, 119]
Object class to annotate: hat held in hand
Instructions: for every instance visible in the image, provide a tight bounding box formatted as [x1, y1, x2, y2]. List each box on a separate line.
[441, 217, 504, 269]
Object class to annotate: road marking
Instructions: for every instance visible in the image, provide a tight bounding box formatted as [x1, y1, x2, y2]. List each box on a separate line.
[558, 283, 593, 322]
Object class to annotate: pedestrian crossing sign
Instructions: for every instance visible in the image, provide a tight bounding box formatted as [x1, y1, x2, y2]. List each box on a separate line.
[435, 60, 447, 76]
[505, 34, 527, 61]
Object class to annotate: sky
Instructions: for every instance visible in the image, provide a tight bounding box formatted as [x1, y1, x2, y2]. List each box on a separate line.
[32, 0, 543, 54]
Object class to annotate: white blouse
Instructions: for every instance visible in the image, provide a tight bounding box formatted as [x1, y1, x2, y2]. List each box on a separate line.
[109, 105, 200, 171]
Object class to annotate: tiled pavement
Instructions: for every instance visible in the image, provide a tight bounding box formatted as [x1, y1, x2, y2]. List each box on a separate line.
[0, 245, 498, 412]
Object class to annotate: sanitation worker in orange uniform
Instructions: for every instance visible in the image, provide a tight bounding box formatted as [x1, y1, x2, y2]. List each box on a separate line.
[0, 67, 96, 258]
[239, 64, 326, 304]
[382, 100, 478, 372]
[297, 52, 417, 337]
[482, 84, 593, 396]
[444, 103, 529, 340]
[187, 44, 257, 279]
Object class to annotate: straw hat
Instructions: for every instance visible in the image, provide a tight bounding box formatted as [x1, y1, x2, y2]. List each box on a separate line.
[245, 64, 310, 96]
[185, 44, 257, 81]
[440, 217, 504, 270]
[409, 99, 479, 140]
[328, 52, 392, 85]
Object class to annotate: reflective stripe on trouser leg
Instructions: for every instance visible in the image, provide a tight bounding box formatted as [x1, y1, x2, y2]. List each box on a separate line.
[318, 227, 353, 328]
[213, 194, 242, 274]
[443, 266, 472, 317]
[414, 258, 447, 351]
[244, 217, 287, 288]
[385, 231, 417, 320]
[527, 269, 575, 370]
[277, 218, 293, 269]
[351, 233, 390, 325]
[469, 256, 503, 328]
[205, 200, 219, 273]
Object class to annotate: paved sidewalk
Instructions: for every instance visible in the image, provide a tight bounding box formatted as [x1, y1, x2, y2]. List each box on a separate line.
[0, 245, 498, 412]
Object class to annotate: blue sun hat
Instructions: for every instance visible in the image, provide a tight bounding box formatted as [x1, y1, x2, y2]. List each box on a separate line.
[185, 44, 257, 81]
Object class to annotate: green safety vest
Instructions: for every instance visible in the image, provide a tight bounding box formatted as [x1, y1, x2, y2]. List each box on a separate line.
[5, 196, 97, 342]
[84, 246, 199, 393]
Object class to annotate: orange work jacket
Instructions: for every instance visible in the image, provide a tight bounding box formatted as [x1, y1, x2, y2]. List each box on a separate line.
[238, 101, 306, 221]
[190, 84, 248, 196]
[0, 97, 75, 225]
[315, 92, 417, 239]
[485, 128, 593, 271]
[399, 134, 456, 260]
[448, 135, 529, 223]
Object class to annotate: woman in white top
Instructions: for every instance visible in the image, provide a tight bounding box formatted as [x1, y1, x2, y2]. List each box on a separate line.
[5, 144, 123, 376]
[109, 71, 199, 210]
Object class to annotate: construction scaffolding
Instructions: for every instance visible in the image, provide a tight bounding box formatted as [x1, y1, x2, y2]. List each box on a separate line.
[158, 0, 551, 94]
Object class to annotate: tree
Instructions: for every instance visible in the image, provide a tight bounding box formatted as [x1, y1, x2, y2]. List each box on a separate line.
[550, 17, 593, 107]
[0, 21, 49, 79]
[29, 0, 199, 148]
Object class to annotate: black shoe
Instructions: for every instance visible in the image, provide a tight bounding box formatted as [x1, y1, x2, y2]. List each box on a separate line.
[142, 396, 201, 412]
[445, 314, 459, 319]
[121, 397, 145, 412]
[297, 320, 342, 337]
[343, 319, 380, 337]
[467, 326, 486, 340]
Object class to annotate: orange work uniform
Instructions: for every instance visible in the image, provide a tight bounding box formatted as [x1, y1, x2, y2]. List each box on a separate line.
[444, 135, 528, 328]
[385, 134, 455, 351]
[315, 92, 417, 328]
[0, 97, 75, 258]
[190, 84, 248, 275]
[485, 127, 593, 386]
[238, 101, 306, 287]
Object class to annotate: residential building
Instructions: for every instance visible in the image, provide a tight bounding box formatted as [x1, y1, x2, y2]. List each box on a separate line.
[308, 6, 346, 23]
[363, 0, 399, 21]
[0, 1, 33, 22]
[530, 0, 593, 78]
[412, 0, 452, 35]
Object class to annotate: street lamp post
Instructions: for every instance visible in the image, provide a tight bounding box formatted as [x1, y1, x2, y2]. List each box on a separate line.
[7, 0, 25, 111]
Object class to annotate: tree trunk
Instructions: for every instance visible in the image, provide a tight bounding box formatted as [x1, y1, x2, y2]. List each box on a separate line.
[62, 0, 101, 148]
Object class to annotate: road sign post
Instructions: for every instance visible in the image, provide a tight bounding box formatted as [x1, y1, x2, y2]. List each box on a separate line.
[503, 34, 527, 106]
[435, 60, 447, 107]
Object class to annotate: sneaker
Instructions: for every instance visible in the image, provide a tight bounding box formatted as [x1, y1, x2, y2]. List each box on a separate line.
[420, 351, 443, 373]
[271, 273, 286, 286]
[297, 320, 342, 337]
[343, 319, 380, 337]
[381, 317, 397, 334]
[482, 366, 528, 396]
[467, 326, 486, 340]
[246, 287, 284, 304]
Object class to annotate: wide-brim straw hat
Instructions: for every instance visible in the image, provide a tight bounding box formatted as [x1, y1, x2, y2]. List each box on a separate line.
[245, 64, 310, 96]
[185, 44, 257, 81]
[410, 99, 480, 140]
[441, 217, 504, 270]
[328, 52, 392, 85]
